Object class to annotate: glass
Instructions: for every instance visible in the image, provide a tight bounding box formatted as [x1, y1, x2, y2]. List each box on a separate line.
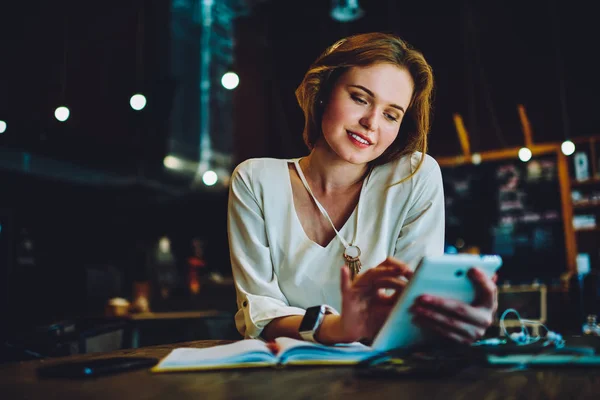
[582, 314, 600, 336]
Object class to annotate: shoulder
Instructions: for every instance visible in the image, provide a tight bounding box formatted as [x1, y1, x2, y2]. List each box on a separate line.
[233, 157, 287, 174]
[408, 152, 441, 179]
[231, 157, 290, 191]
[233, 157, 288, 178]
[373, 152, 441, 185]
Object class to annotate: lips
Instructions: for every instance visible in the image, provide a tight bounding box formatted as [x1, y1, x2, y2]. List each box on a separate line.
[346, 130, 373, 145]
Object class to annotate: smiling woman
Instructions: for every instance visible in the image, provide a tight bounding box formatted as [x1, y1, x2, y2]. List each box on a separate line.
[295, 33, 434, 171]
[227, 32, 498, 348]
[319, 63, 413, 166]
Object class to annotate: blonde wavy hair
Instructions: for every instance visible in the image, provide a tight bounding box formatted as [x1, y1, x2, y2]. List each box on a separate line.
[295, 32, 435, 176]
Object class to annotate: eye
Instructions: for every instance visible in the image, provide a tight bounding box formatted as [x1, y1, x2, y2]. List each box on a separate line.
[351, 94, 367, 105]
[384, 113, 399, 122]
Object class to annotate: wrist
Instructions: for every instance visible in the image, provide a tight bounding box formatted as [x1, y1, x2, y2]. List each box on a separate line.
[314, 315, 358, 345]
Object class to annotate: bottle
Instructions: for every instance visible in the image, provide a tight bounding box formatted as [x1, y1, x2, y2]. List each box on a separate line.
[574, 152, 590, 181]
[187, 238, 207, 295]
[582, 315, 600, 336]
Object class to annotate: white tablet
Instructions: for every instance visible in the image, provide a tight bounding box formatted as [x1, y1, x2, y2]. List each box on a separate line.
[372, 254, 503, 351]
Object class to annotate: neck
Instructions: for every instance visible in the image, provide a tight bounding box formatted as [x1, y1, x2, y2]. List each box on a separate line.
[300, 141, 369, 195]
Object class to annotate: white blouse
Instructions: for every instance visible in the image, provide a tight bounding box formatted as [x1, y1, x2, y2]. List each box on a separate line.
[227, 152, 445, 339]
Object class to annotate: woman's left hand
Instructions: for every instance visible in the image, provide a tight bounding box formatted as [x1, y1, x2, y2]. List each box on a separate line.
[409, 267, 498, 344]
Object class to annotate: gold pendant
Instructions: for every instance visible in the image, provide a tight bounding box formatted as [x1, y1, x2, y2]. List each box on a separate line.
[343, 245, 362, 280]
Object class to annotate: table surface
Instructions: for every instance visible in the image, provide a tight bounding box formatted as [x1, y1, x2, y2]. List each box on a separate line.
[126, 310, 225, 320]
[2, 340, 600, 400]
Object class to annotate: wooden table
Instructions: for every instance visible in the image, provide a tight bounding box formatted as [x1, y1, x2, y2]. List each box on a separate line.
[2, 340, 600, 399]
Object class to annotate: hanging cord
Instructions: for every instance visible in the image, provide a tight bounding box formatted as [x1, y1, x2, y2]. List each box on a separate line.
[462, 1, 508, 149]
[461, 0, 479, 148]
[134, 1, 146, 178]
[61, 8, 69, 102]
[136, 1, 145, 86]
[550, 0, 571, 140]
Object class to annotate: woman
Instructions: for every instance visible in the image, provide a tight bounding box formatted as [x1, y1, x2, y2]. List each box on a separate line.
[228, 32, 497, 346]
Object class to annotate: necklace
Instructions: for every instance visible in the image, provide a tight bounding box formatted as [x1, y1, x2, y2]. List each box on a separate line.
[293, 159, 371, 280]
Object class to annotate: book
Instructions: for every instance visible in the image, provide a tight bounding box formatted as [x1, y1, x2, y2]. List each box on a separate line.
[152, 337, 381, 372]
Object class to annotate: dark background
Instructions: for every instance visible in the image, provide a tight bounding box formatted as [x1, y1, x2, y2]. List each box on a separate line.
[1, 0, 599, 169]
[233, 0, 600, 162]
[1, 0, 598, 327]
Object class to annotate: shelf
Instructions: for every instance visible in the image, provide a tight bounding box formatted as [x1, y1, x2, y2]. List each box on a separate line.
[571, 177, 600, 187]
[574, 227, 600, 232]
[573, 201, 600, 209]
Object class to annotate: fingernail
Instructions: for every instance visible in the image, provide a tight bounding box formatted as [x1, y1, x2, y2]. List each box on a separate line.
[418, 295, 431, 303]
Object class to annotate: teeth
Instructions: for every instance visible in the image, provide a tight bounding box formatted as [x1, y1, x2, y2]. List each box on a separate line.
[350, 133, 369, 145]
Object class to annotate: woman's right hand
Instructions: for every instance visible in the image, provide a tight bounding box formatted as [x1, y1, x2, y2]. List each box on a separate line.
[338, 257, 414, 342]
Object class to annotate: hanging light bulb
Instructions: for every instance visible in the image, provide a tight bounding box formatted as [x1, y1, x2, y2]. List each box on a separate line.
[221, 72, 239, 90]
[130, 93, 147, 111]
[131, 5, 147, 112]
[518, 147, 532, 162]
[55, 106, 70, 122]
[202, 170, 218, 186]
[56, 13, 71, 124]
[561, 140, 575, 156]
[0, 120, 6, 134]
[330, 0, 364, 22]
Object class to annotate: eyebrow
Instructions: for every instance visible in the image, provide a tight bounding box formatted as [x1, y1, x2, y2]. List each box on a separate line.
[348, 84, 406, 113]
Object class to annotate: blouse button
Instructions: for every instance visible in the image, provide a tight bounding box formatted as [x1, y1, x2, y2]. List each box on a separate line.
[243, 300, 248, 307]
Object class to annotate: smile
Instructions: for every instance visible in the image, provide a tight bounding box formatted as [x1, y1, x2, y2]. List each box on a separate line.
[346, 131, 372, 146]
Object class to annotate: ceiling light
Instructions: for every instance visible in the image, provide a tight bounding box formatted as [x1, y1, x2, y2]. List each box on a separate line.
[518, 147, 532, 162]
[561, 140, 575, 156]
[330, 0, 364, 23]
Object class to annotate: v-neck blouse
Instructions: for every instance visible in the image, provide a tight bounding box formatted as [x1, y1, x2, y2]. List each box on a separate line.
[291, 157, 371, 250]
[227, 152, 445, 339]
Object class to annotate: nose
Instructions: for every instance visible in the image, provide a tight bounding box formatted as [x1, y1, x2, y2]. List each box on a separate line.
[359, 108, 378, 132]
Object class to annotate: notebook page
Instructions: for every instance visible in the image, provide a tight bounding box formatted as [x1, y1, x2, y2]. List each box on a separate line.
[275, 337, 371, 352]
[155, 340, 275, 369]
[275, 337, 379, 364]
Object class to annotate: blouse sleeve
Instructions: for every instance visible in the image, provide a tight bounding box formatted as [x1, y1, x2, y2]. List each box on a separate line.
[393, 156, 445, 270]
[227, 161, 306, 339]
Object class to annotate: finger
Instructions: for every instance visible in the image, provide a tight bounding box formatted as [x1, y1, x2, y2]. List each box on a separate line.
[414, 295, 493, 329]
[370, 277, 408, 292]
[350, 276, 407, 300]
[375, 288, 402, 305]
[412, 306, 487, 342]
[412, 316, 473, 345]
[468, 268, 497, 309]
[340, 265, 351, 295]
[355, 264, 410, 287]
[378, 257, 414, 279]
[376, 292, 397, 305]
[373, 272, 412, 304]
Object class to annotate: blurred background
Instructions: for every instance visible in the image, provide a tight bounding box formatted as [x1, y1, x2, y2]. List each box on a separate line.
[1, 0, 599, 360]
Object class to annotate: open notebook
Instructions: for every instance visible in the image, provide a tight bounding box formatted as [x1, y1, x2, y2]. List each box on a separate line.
[152, 337, 381, 372]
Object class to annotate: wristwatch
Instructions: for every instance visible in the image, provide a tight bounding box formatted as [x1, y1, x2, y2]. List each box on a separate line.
[299, 305, 336, 343]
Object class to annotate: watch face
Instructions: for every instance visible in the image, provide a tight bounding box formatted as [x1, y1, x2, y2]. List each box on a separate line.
[299, 306, 322, 332]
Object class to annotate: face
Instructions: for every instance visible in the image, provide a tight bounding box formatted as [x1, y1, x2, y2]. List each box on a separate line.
[319, 63, 414, 165]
